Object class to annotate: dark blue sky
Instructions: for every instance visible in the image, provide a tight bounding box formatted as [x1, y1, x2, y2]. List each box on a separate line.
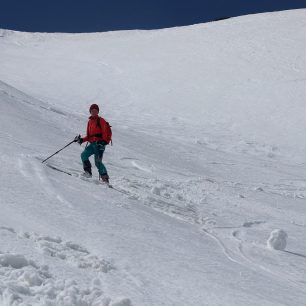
[1, 0, 306, 33]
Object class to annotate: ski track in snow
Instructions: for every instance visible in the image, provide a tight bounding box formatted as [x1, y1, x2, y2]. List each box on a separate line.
[17, 230, 115, 273]
[114, 166, 306, 297]
[8, 139, 306, 305]
[18, 155, 74, 209]
[202, 226, 306, 294]
[42, 153, 306, 299]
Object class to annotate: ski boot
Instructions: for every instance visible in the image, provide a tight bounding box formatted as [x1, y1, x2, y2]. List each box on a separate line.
[82, 160, 92, 178]
[100, 174, 110, 184]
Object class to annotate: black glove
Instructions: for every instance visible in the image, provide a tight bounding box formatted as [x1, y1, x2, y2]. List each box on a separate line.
[74, 135, 83, 145]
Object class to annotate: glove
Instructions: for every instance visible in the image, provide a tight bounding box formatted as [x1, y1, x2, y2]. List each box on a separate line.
[74, 135, 83, 145]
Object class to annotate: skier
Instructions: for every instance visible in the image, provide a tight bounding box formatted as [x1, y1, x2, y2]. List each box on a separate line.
[74, 104, 112, 184]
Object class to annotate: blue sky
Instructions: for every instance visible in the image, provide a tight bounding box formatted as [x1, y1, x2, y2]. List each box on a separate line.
[1, 0, 306, 32]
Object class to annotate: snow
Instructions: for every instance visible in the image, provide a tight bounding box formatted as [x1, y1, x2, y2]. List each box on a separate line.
[0, 254, 32, 269]
[267, 229, 288, 251]
[0, 255, 117, 306]
[0, 8, 306, 306]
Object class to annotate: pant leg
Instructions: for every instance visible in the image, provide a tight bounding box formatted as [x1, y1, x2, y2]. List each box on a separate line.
[81, 143, 95, 172]
[93, 142, 108, 176]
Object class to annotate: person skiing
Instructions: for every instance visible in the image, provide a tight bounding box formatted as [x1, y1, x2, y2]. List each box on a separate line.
[74, 104, 112, 184]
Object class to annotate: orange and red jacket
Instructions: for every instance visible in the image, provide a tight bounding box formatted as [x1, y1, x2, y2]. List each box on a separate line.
[82, 115, 109, 143]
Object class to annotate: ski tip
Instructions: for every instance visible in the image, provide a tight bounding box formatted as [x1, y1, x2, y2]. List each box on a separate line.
[102, 182, 113, 188]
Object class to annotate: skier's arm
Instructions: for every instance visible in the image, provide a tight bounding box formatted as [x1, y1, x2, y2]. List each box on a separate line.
[81, 121, 90, 143]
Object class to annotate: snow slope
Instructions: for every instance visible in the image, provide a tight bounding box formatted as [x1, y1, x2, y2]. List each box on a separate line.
[1, 9, 306, 161]
[1, 9, 306, 306]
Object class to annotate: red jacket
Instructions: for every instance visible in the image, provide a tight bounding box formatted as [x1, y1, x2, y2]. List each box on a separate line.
[82, 115, 109, 143]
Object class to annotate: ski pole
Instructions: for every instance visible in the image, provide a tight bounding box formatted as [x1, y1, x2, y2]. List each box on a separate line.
[42, 139, 75, 163]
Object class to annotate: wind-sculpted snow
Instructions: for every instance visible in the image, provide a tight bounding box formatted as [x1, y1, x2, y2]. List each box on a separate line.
[1, 10, 306, 306]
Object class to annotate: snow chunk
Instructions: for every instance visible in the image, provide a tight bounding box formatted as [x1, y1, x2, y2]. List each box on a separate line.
[0, 254, 29, 269]
[19, 270, 44, 286]
[65, 241, 89, 253]
[151, 186, 161, 196]
[37, 235, 62, 243]
[111, 298, 134, 306]
[267, 229, 288, 251]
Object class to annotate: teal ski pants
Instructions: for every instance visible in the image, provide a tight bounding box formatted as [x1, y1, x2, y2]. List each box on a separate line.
[81, 142, 108, 176]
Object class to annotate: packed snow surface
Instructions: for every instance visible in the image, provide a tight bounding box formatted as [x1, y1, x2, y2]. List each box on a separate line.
[1, 9, 306, 306]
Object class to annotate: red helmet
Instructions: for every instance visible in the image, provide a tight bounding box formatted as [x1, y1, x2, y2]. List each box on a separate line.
[89, 104, 99, 113]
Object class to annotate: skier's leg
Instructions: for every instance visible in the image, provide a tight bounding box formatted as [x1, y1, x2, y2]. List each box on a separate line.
[93, 142, 108, 178]
[81, 143, 94, 176]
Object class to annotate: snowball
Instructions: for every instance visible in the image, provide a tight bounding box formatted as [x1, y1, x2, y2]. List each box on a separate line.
[267, 229, 288, 250]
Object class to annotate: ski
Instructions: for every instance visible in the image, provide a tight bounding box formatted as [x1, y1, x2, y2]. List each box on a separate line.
[45, 163, 72, 176]
[44, 162, 117, 190]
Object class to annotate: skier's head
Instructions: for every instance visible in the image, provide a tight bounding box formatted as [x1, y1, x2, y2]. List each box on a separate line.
[89, 104, 99, 116]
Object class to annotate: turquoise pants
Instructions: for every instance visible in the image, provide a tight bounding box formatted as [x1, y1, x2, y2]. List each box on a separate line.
[81, 142, 108, 176]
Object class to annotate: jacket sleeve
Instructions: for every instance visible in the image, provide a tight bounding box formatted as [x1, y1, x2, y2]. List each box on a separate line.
[82, 135, 89, 142]
[82, 121, 90, 142]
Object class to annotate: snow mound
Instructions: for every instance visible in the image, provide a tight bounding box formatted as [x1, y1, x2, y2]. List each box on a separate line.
[0, 253, 106, 306]
[267, 229, 288, 250]
[0, 253, 36, 269]
[0, 250, 129, 306]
